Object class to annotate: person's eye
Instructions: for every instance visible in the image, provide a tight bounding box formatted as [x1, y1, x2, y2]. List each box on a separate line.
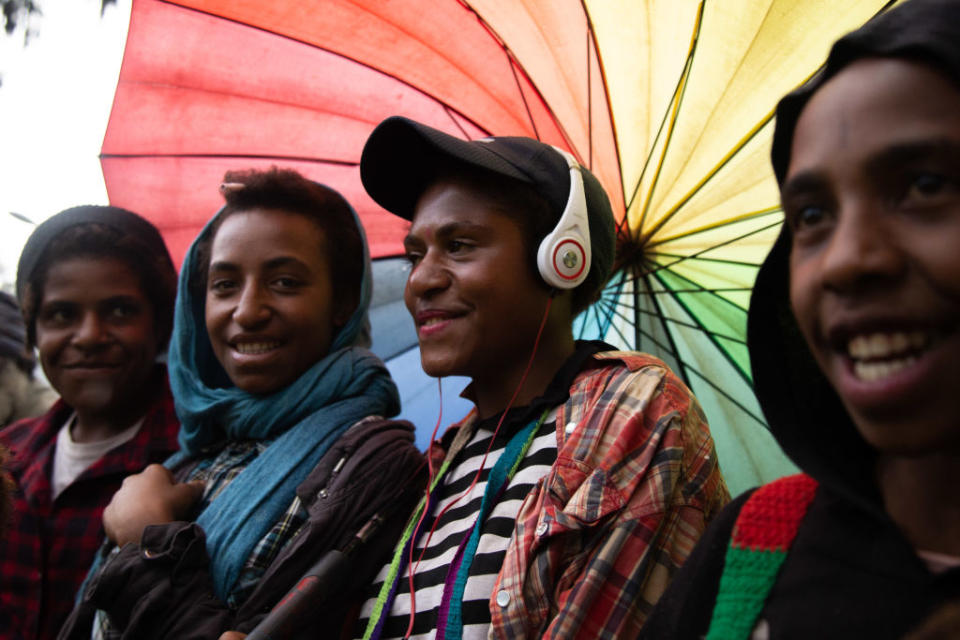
[109, 302, 140, 319]
[905, 172, 951, 201]
[272, 276, 302, 290]
[788, 203, 830, 232]
[448, 239, 473, 254]
[41, 306, 73, 326]
[208, 279, 236, 295]
[404, 251, 423, 267]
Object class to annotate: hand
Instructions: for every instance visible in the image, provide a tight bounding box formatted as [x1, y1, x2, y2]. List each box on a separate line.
[218, 633, 246, 640]
[103, 464, 205, 547]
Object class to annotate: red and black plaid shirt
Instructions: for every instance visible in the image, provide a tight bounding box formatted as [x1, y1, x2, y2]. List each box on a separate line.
[0, 376, 180, 640]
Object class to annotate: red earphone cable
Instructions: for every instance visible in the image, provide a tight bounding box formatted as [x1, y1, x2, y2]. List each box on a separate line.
[402, 297, 554, 638]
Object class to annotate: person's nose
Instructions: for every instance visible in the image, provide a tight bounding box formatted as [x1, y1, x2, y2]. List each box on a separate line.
[820, 199, 905, 294]
[406, 250, 451, 300]
[232, 282, 271, 328]
[72, 311, 109, 350]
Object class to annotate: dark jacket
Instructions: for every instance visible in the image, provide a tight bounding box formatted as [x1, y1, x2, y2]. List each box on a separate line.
[640, 3, 960, 638]
[59, 417, 425, 640]
[0, 372, 180, 640]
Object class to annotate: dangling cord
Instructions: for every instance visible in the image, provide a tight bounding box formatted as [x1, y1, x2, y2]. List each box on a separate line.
[402, 297, 554, 638]
[403, 377, 445, 638]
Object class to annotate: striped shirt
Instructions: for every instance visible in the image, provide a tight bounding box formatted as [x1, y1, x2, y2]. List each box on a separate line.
[361, 414, 557, 639]
[358, 342, 607, 639]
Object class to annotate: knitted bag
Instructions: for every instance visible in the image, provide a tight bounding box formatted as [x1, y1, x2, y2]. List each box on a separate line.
[705, 473, 819, 640]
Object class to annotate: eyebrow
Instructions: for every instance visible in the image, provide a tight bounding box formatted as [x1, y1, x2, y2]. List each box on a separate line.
[863, 138, 960, 174]
[208, 256, 310, 272]
[403, 220, 490, 248]
[781, 138, 960, 200]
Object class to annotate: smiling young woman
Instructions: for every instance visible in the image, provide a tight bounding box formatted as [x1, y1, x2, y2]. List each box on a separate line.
[60, 169, 425, 640]
[0, 206, 180, 640]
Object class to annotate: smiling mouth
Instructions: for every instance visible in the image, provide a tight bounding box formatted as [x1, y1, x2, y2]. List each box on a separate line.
[233, 341, 281, 355]
[845, 330, 932, 382]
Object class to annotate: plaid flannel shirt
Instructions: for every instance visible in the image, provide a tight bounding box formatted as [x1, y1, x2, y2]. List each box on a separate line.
[480, 351, 729, 639]
[0, 380, 180, 640]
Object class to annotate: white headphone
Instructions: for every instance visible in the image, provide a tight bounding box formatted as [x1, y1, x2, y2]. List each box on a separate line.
[536, 147, 592, 290]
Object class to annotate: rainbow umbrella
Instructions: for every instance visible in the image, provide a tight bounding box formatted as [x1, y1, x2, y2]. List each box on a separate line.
[100, 0, 895, 493]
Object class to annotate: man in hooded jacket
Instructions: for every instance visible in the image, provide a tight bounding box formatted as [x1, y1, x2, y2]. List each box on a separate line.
[639, 1, 960, 638]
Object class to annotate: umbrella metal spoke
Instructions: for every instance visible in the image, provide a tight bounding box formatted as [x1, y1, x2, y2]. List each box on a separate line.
[650, 271, 753, 386]
[607, 302, 747, 345]
[650, 207, 781, 246]
[99, 152, 357, 166]
[636, 2, 705, 236]
[650, 251, 762, 269]
[643, 218, 783, 276]
[595, 279, 766, 428]
[683, 366, 768, 428]
[641, 272, 690, 383]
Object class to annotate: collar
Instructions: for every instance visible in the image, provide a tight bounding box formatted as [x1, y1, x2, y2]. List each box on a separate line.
[444, 340, 614, 448]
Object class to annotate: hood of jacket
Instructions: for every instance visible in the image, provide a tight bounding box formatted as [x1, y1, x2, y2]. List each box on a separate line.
[748, 0, 960, 509]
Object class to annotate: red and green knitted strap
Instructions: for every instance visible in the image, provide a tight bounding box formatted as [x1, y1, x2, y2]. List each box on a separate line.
[705, 473, 819, 640]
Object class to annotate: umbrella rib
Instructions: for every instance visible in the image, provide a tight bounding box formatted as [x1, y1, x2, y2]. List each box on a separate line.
[606, 301, 747, 345]
[630, 263, 751, 326]
[598, 293, 687, 364]
[593, 296, 637, 351]
[643, 218, 783, 275]
[641, 0, 899, 242]
[579, 2, 626, 202]
[99, 152, 357, 166]
[443, 105, 476, 139]
[454, 0, 598, 167]
[650, 271, 753, 382]
[683, 366, 768, 428]
[650, 251, 761, 269]
[649, 207, 781, 246]
[506, 49, 541, 140]
[643, 272, 692, 384]
[635, 1, 705, 236]
[586, 27, 593, 169]
[612, 308, 688, 366]
[642, 112, 776, 242]
[626, 286, 753, 296]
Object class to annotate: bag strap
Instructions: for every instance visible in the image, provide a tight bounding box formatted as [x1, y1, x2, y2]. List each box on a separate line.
[705, 473, 819, 640]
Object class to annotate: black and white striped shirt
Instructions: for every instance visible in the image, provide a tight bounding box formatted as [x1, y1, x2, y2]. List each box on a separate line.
[357, 342, 609, 640]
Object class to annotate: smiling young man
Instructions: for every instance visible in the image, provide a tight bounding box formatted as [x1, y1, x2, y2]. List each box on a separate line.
[354, 117, 729, 640]
[0, 206, 180, 640]
[639, 2, 960, 638]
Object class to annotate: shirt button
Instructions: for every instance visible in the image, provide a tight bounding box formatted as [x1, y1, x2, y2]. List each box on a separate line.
[564, 421, 577, 435]
[496, 590, 510, 607]
[535, 521, 548, 537]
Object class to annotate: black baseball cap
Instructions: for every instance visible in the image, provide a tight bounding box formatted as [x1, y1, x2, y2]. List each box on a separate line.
[359, 116, 616, 304]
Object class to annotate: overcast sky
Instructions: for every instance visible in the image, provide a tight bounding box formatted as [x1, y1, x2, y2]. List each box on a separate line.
[0, 0, 130, 290]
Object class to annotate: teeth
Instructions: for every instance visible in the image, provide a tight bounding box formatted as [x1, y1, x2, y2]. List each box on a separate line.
[847, 331, 928, 359]
[235, 342, 280, 355]
[422, 318, 447, 327]
[853, 356, 918, 382]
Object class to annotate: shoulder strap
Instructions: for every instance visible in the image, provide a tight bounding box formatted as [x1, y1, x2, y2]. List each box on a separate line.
[705, 473, 819, 640]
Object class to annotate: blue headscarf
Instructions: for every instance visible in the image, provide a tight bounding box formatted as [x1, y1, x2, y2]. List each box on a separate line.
[165, 192, 399, 600]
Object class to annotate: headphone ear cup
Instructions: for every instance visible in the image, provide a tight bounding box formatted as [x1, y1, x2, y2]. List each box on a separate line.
[537, 234, 588, 289]
[537, 149, 591, 290]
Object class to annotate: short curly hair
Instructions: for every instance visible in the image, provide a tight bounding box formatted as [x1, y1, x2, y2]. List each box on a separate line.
[192, 167, 364, 315]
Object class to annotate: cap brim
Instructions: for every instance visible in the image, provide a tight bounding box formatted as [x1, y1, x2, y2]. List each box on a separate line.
[360, 116, 532, 220]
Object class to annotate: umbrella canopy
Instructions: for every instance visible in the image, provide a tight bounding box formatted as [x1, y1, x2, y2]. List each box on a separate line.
[101, 0, 896, 494]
